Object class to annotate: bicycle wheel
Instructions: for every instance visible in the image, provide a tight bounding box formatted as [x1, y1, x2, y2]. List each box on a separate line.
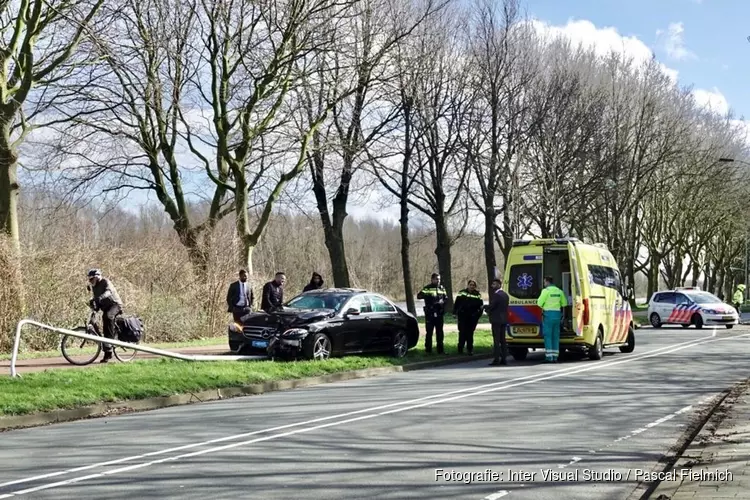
[113, 342, 139, 362]
[61, 327, 101, 365]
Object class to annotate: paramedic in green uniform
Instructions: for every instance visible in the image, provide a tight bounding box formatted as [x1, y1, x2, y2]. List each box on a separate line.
[537, 276, 568, 362]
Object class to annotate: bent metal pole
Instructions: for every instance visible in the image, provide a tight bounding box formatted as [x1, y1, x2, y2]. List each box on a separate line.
[10, 319, 266, 377]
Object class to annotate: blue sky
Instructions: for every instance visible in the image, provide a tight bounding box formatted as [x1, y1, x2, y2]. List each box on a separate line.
[523, 0, 748, 119]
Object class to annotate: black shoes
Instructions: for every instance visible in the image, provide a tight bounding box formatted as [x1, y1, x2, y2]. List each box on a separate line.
[489, 358, 507, 366]
[101, 352, 113, 363]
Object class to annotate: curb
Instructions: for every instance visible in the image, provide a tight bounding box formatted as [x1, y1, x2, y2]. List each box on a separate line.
[626, 377, 750, 500]
[0, 353, 493, 432]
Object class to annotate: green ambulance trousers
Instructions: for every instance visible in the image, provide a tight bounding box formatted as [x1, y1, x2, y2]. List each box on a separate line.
[542, 310, 561, 361]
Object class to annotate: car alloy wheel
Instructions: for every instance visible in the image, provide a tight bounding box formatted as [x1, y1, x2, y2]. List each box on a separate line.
[650, 313, 661, 328]
[312, 334, 331, 360]
[393, 332, 408, 358]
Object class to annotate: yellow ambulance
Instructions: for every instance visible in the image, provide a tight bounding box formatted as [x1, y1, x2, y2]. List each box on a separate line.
[501, 237, 635, 361]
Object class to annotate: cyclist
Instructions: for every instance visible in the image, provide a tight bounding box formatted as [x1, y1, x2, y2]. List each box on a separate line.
[87, 269, 124, 363]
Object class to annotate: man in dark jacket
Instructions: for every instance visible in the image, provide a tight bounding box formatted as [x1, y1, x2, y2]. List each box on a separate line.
[87, 268, 123, 363]
[261, 272, 286, 313]
[453, 279, 484, 355]
[417, 273, 448, 354]
[303, 272, 324, 292]
[485, 278, 510, 366]
[227, 269, 254, 322]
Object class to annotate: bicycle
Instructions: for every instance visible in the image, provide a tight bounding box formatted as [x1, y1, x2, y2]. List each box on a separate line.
[60, 304, 140, 365]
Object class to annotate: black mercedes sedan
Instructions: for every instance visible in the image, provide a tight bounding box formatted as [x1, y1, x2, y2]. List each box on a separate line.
[227, 288, 420, 360]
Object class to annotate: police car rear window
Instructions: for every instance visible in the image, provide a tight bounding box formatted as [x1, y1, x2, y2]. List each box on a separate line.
[509, 264, 542, 299]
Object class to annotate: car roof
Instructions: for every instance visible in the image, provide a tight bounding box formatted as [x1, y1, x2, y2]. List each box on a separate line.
[301, 288, 367, 294]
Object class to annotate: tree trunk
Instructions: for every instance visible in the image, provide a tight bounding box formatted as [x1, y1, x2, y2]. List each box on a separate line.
[0, 134, 24, 319]
[691, 259, 700, 288]
[399, 198, 415, 315]
[483, 206, 497, 297]
[434, 212, 454, 311]
[647, 252, 660, 301]
[323, 195, 351, 288]
[0, 141, 20, 251]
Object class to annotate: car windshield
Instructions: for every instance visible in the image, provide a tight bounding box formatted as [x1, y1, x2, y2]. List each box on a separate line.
[285, 293, 352, 312]
[685, 292, 722, 304]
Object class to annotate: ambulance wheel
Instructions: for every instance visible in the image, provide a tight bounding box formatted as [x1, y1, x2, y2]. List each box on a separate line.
[691, 314, 704, 330]
[619, 325, 635, 353]
[509, 347, 528, 361]
[650, 313, 662, 328]
[589, 329, 603, 360]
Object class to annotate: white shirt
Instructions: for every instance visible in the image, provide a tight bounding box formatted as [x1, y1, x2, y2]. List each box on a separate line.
[237, 281, 247, 307]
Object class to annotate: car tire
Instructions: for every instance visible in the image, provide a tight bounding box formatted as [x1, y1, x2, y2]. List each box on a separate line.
[692, 314, 704, 330]
[726, 325, 734, 330]
[304, 333, 332, 361]
[589, 329, 604, 360]
[619, 325, 635, 353]
[650, 313, 662, 328]
[681, 324, 690, 328]
[509, 347, 528, 361]
[392, 331, 408, 358]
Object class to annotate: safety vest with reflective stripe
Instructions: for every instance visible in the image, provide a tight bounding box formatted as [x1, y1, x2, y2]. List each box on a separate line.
[537, 285, 568, 311]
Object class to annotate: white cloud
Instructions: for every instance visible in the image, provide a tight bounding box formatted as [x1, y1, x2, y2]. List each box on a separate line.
[656, 22, 697, 61]
[529, 18, 679, 82]
[693, 87, 730, 115]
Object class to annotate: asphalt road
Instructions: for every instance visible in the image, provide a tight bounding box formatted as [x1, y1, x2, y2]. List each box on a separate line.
[1, 325, 749, 500]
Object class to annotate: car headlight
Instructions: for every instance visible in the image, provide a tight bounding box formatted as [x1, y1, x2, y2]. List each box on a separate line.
[228, 323, 243, 333]
[702, 309, 718, 315]
[281, 328, 308, 338]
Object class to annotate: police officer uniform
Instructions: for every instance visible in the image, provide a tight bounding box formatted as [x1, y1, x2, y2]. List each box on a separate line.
[417, 273, 448, 354]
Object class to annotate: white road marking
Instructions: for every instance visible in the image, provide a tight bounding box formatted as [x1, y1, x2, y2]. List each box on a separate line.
[2, 333, 748, 498]
[557, 456, 582, 469]
[484, 491, 509, 500]
[0, 335, 710, 490]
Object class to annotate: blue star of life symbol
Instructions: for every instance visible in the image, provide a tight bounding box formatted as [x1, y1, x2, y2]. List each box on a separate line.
[517, 273, 533, 290]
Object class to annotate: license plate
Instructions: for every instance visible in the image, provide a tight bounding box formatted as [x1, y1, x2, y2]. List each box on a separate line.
[723, 316, 734, 321]
[251, 340, 269, 348]
[514, 326, 537, 335]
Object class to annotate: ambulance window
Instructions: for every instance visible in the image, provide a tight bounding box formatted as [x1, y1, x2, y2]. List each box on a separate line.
[509, 264, 542, 299]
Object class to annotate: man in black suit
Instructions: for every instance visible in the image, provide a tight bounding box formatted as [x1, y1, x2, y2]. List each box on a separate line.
[485, 278, 510, 366]
[227, 269, 254, 322]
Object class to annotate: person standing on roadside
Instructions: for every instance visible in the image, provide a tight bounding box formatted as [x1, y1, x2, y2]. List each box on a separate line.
[538, 276, 567, 363]
[261, 272, 286, 313]
[303, 272, 325, 292]
[453, 280, 484, 355]
[486, 278, 509, 366]
[227, 269, 254, 322]
[733, 284, 745, 316]
[417, 273, 448, 354]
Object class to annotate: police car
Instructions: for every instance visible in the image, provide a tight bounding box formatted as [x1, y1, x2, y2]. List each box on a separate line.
[647, 287, 739, 329]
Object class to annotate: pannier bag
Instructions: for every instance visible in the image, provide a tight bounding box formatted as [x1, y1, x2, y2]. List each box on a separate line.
[116, 316, 144, 343]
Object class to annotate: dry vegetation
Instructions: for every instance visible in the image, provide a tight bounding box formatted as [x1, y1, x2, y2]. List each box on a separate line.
[0, 194, 487, 352]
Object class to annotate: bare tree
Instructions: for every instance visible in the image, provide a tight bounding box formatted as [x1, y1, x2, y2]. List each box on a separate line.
[522, 39, 608, 239]
[402, 5, 472, 309]
[301, 0, 445, 288]
[463, 0, 537, 292]
[177, 0, 351, 277]
[50, 0, 235, 278]
[0, 0, 105, 248]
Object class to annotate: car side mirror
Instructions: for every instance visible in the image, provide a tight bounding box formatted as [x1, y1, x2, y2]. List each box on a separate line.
[344, 308, 360, 318]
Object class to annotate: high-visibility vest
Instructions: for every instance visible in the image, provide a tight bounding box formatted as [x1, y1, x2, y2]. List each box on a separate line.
[537, 285, 568, 311]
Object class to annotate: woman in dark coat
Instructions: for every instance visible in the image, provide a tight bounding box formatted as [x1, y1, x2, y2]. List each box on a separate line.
[303, 272, 325, 292]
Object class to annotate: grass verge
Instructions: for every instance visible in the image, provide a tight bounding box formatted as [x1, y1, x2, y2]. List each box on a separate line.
[0, 337, 231, 362]
[0, 331, 494, 417]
